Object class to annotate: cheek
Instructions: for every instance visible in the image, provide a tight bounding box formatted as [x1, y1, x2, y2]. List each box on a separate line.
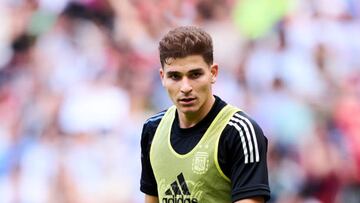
[197, 80, 212, 92]
[164, 83, 178, 96]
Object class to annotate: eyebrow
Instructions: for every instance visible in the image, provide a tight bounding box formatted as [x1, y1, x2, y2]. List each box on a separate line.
[188, 68, 204, 74]
[166, 71, 181, 76]
[166, 68, 204, 75]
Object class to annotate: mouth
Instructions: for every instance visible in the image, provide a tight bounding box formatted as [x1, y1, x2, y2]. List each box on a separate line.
[178, 97, 196, 105]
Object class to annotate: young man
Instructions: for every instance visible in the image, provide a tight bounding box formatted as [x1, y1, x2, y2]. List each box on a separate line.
[140, 26, 270, 203]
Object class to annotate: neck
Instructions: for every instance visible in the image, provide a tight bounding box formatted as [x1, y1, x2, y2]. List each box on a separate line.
[178, 95, 215, 128]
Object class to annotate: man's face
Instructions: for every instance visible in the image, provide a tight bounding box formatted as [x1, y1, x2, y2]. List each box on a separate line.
[160, 55, 218, 116]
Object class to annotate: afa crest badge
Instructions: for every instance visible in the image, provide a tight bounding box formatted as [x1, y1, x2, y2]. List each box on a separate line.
[192, 152, 209, 174]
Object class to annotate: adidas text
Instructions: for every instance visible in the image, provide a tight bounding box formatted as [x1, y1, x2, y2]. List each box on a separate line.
[162, 195, 198, 203]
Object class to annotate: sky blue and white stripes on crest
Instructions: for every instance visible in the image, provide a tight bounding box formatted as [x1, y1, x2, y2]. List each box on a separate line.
[228, 113, 260, 164]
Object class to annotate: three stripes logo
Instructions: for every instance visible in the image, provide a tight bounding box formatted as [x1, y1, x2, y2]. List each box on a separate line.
[162, 173, 198, 203]
[228, 113, 260, 164]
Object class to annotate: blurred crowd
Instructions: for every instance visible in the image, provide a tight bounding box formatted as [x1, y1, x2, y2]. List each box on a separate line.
[0, 0, 360, 202]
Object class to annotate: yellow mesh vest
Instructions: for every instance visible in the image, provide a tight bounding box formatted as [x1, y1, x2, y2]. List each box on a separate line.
[150, 105, 239, 203]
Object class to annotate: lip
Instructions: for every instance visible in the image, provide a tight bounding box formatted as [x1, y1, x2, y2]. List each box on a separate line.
[178, 97, 196, 105]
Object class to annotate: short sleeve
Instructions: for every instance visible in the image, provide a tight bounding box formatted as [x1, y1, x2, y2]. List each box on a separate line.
[140, 111, 166, 196]
[218, 111, 271, 202]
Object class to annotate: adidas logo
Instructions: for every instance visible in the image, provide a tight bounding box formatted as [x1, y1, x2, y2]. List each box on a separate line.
[162, 173, 198, 203]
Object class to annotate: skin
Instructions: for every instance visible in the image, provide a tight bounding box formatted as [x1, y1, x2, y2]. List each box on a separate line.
[148, 54, 264, 203]
[160, 55, 218, 128]
[145, 195, 158, 203]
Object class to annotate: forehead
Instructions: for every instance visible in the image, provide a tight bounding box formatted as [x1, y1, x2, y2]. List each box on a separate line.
[163, 55, 209, 72]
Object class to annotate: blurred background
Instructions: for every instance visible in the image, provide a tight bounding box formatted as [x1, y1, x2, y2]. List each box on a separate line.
[0, 0, 360, 202]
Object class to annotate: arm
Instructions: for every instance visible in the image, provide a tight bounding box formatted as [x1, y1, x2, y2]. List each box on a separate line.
[235, 196, 264, 203]
[140, 119, 162, 201]
[145, 194, 158, 203]
[221, 111, 271, 202]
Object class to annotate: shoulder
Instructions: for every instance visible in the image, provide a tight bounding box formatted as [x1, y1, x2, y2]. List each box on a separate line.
[141, 110, 167, 143]
[227, 111, 264, 136]
[144, 110, 167, 125]
[227, 110, 265, 137]
[222, 110, 267, 163]
[143, 110, 167, 129]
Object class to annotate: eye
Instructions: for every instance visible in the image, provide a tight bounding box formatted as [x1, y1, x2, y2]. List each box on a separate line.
[189, 72, 203, 79]
[168, 73, 181, 81]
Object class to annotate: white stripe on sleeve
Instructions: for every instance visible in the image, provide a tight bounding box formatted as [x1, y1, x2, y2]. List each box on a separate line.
[228, 121, 249, 164]
[234, 113, 260, 162]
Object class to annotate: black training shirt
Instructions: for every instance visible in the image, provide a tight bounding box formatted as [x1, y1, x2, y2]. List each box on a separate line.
[140, 96, 270, 202]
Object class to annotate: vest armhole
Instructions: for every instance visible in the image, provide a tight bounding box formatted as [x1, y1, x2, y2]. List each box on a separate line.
[214, 105, 241, 183]
[214, 132, 231, 182]
[149, 106, 176, 172]
[213, 105, 240, 183]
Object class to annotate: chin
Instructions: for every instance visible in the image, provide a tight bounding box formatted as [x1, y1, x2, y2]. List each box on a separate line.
[177, 105, 199, 115]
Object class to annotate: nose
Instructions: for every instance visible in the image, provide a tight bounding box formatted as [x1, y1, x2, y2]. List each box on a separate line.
[180, 78, 192, 94]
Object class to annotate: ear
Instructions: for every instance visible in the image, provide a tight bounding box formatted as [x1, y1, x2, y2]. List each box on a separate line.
[210, 63, 218, 84]
[159, 68, 165, 86]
